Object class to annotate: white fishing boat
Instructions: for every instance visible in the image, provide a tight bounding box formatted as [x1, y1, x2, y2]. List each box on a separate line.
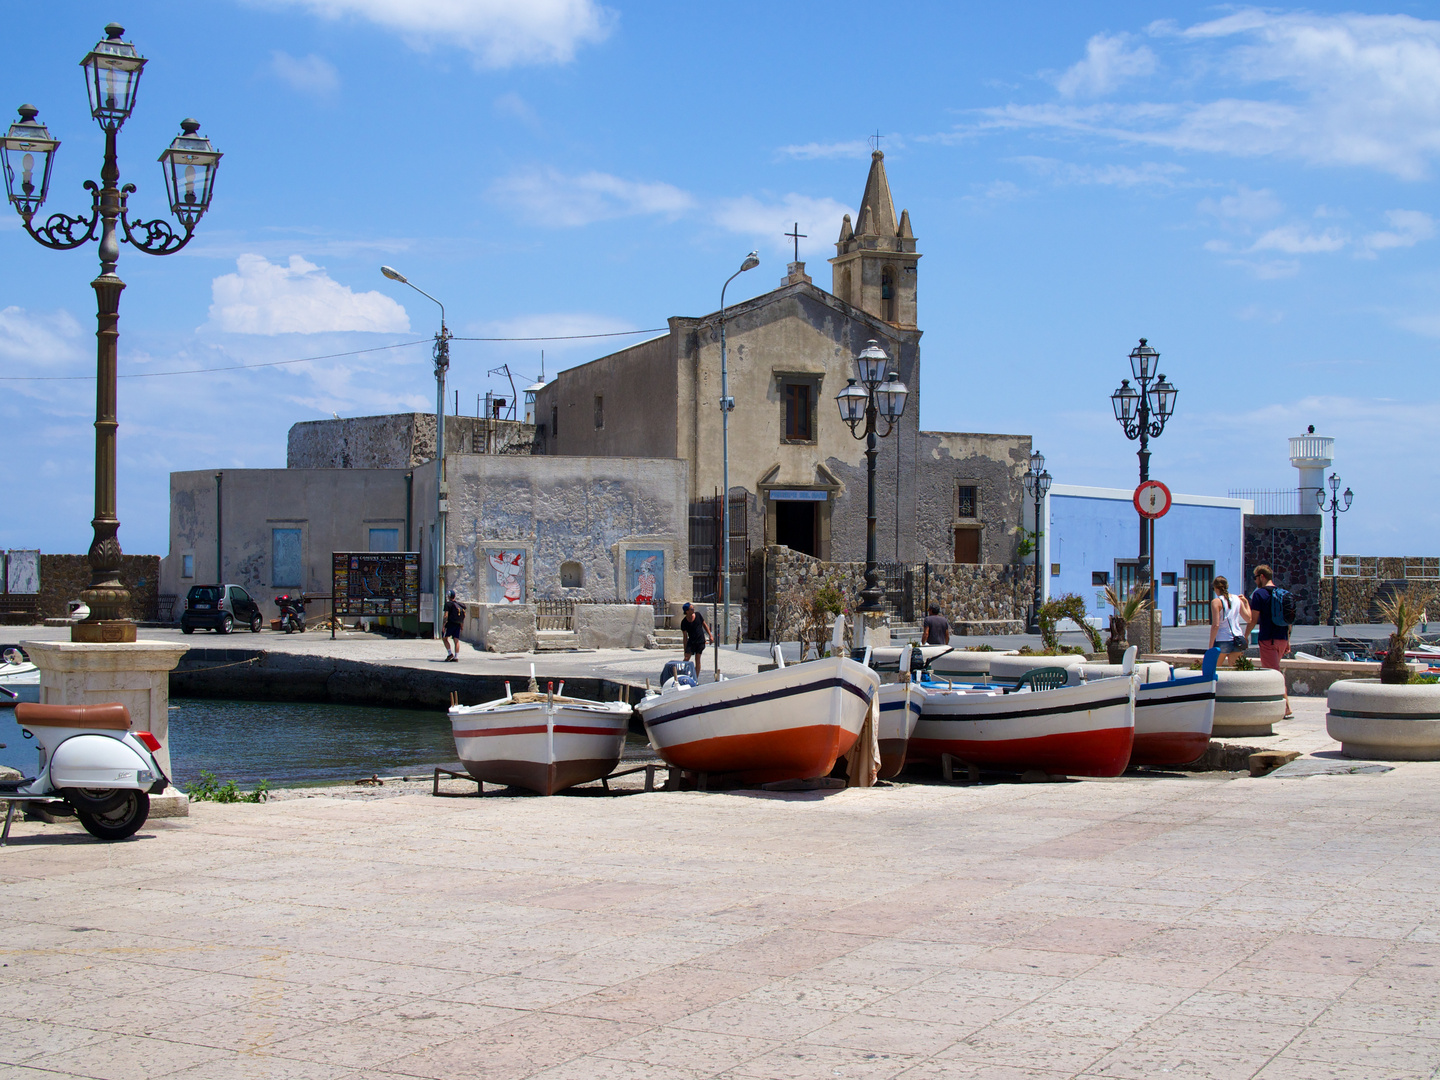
[1128, 648, 1217, 766]
[912, 670, 1136, 778]
[637, 654, 880, 785]
[448, 673, 632, 796]
[876, 678, 925, 779]
[0, 649, 39, 708]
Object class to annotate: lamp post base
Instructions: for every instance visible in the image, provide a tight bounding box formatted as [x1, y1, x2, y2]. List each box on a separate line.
[71, 619, 137, 643]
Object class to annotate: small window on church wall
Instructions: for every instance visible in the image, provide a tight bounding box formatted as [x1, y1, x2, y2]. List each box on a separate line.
[882, 266, 896, 322]
[594, 395, 604, 429]
[784, 383, 812, 442]
[551, 405, 558, 440]
[957, 485, 978, 518]
[560, 561, 584, 588]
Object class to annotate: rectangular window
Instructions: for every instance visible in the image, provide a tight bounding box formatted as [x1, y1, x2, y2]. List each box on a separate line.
[1186, 562, 1214, 624]
[783, 383, 812, 441]
[594, 394, 604, 429]
[957, 485, 978, 518]
[1092, 570, 1109, 586]
[182, 553, 194, 579]
[1115, 560, 1141, 603]
[551, 405, 558, 440]
[369, 528, 399, 552]
[272, 528, 302, 588]
[1161, 571, 1177, 587]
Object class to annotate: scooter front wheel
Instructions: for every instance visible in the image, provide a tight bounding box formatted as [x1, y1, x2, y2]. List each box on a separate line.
[75, 791, 149, 841]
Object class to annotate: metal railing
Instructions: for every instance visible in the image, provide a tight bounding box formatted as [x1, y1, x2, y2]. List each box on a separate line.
[1227, 488, 1311, 515]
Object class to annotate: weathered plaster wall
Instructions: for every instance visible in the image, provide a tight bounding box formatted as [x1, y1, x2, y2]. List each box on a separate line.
[912, 431, 1030, 566]
[414, 455, 690, 604]
[535, 334, 677, 458]
[1244, 515, 1321, 625]
[287, 414, 535, 469]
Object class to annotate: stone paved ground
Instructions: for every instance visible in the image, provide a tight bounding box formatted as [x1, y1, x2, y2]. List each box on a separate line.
[3, 697, 1439, 1080]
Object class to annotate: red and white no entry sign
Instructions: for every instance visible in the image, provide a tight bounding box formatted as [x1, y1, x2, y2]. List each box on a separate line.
[1134, 480, 1172, 519]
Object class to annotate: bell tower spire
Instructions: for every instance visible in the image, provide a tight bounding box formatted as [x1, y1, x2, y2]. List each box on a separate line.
[829, 150, 919, 329]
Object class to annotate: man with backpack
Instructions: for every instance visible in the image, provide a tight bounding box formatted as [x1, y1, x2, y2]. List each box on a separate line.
[1247, 564, 1294, 719]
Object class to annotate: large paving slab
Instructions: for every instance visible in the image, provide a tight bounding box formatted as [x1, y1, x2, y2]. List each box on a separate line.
[3, 699, 1439, 1079]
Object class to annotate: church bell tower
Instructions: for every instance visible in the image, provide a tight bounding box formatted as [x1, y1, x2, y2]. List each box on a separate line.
[829, 150, 919, 330]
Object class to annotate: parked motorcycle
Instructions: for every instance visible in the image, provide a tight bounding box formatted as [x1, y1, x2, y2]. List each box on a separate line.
[275, 593, 308, 634]
[1, 702, 169, 843]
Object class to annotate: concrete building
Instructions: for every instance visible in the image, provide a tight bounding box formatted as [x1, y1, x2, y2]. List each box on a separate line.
[1039, 485, 1252, 629]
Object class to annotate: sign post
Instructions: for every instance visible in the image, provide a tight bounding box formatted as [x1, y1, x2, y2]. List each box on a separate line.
[1133, 481, 1171, 652]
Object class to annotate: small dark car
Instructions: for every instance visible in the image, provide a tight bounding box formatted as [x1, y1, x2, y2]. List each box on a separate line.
[180, 584, 263, 634]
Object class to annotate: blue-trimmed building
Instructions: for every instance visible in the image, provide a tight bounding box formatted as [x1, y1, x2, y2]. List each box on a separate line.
[1037, 484, 1252, 628]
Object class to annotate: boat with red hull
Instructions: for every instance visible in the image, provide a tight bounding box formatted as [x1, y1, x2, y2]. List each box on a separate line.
[910, 675, 1136, 777]
[1128, 648, 1217, 766]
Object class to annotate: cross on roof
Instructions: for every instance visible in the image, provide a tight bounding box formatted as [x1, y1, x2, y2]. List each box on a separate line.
[869, 130, 884, 153]
[784, 222, 807, 263]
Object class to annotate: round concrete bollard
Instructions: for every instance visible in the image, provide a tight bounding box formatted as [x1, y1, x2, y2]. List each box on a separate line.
[1079, 661, 1173, 685]
[929, 650, 1008, 681]
[1213, 668, 1286, 737]
[1326, 679, 1440, 760]
[988, 653, 1085, 687]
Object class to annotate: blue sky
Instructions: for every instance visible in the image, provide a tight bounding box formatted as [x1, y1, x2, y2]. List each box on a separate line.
[2, 1, 1438, 558]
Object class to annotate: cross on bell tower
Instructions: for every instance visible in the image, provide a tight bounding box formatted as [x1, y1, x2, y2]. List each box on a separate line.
[829, 149, 919, 329]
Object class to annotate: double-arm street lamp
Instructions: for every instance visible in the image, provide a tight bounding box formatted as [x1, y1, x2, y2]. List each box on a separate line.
[1022, 451, 1052, 634]
[380, 266, 450, 637]
[718, 250, 759, 650]
[836, 341, 909, 615]
[1317, 472, 1354, 632]
[1110, 339, 1177, 590]
[2, 24, 221, 642]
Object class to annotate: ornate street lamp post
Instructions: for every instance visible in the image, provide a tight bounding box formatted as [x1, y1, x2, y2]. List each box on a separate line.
[2, 24, 221, 642]
[1110, 339, 1176, 592]
[719, 251, 759, 651]
[1022, 451, 1052, 635]
[380, 266, 450, 637]
[836, 341, 908, 615]
[1317, 472, 1354, 633]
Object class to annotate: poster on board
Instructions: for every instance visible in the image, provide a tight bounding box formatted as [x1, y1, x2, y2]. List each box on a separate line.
[626, 549, 664, 606]
[483, 549, 527, 604]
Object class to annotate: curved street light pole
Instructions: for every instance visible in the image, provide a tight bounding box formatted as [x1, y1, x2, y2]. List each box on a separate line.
[2, 24, 221, 642]
[1022, 452, 1052, 635]
[1317, 472, 1354, 634]
[381, 267, 449, 637]
[719, 252, 758, 659]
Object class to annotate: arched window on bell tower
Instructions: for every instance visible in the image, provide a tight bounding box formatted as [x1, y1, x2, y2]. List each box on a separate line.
[881, 265, 896, 323]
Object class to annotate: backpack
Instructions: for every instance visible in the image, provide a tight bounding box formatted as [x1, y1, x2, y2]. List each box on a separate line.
[1270, 586, 1297, 627]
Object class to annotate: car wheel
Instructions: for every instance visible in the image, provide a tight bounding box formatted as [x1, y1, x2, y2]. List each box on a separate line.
[181, 624, 194, 635]
[250, 613, 263, 633]
[219, 613, 233, 635]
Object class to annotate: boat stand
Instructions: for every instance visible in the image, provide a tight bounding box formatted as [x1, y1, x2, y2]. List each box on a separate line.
[432, 763, 677, 797]
[940, 754, 982, 784]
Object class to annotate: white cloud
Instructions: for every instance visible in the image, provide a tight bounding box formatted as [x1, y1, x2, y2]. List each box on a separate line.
[712, 194, 852, 260]
[778, 141, 872, 160]
[0, 306, 83, 366]
[258, 0, 614, 67]
[1055, 32, 1157, 97]
[1249, 224, 1348, 254]
[1013, 156, 1183, 186]
[1361, 209, 1435, 256]
[490, 168, 694, 227]
[269, 51, 339, 95]
[1199, 186, 1283, 222]
[976, 11, 1440, 180]
[207, 254, 411, 335]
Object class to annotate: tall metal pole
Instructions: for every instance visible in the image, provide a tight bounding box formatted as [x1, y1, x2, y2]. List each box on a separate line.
[1032, 483, 1043, 632]
[1137, 395, 1151, 583]
[718, 258, 755, 649]
[862, 402, 880, 611]
[1330, 502, 1338, 630]
[434, 323, 449, 639]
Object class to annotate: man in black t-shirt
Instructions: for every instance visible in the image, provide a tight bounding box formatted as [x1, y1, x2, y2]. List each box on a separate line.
[1245, 564, 1292, 718]
[922, 604, 951, 645]
[442, 590, 464, 662]
[681, 603, 713, 666]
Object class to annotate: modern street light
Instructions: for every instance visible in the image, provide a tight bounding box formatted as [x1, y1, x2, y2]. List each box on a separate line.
[2, 24, 221, 642]
[1110, 338, 1177, 592]
[719, 250, 759, 652]
[836, 341, 909, 617]
[1317, 472, 1354, 633]
[380, 265, 451, 637]
[1022, 451, 1052, 635]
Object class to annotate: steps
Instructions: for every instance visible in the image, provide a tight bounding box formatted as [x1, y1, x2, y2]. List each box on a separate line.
[652, 630, 683, 648]
[534, 630, 580, 652]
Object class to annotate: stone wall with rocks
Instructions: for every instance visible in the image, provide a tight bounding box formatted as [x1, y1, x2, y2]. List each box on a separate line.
[38, 554, 160, 621]
[288, 413, 536, 469]
[1319, 574, 1440, 624]
[1244, 515, 1321, 625]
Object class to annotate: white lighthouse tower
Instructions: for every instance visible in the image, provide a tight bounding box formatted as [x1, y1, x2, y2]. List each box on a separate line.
[1289, 425, 1333, 514]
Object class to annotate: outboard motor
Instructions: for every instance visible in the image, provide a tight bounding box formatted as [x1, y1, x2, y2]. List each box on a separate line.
[659, 659, 697, 688]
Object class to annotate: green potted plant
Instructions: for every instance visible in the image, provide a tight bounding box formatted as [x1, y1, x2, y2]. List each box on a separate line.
[1103, 582, 1151, 664]
[1327, 592, 1440, 759]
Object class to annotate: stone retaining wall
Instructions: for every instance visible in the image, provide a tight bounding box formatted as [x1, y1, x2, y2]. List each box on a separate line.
[37, 554, 160, 622]
[1318, 577, 1440, 624]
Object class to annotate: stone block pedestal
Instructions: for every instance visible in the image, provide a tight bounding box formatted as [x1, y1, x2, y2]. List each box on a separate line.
[22, 640, 189, 815]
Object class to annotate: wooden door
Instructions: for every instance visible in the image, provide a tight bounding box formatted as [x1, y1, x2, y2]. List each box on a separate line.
[953, 528, 980, 564]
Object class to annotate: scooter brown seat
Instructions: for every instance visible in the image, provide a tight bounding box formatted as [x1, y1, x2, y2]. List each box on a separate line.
[14, 703, 131, 730]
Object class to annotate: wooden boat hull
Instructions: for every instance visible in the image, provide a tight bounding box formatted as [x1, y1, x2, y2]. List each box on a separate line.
[1131, 674, 1216, 766]
[910, 677, 1135, 777]
[449, 698, 631, 796]
[877, 681, 925, 780]
[638, 656, 879, 784]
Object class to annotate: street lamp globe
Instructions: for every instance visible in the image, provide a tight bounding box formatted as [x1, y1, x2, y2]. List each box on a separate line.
[1148, 375, 1177, 421]
[1029, 450, 1045, 476]
[835, 379, 867, 430]
[1329, 472, 1341, 494]
[739, 250, 760, 272]
[0, 106, 59, 221]
[159, 120, 221, 228]
[875, 371, 908, 421]
[1343, 487, 1353, 511]
[81, 25, 146, 132]
[1128, 337, 1159, 381]
[1037, 468, 1052, 496]
[855, 340, 889, 391]
[1111, 379, 1139, 423]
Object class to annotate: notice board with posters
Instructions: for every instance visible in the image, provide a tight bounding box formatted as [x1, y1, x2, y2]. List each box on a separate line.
[332, 552, 420, 616]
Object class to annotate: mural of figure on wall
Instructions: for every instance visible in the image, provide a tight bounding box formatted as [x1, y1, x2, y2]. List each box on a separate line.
[626, 550, 664, 606]
[485, 550, 526, 604]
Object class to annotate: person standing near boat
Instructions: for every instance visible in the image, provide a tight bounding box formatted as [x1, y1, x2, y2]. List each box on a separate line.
[442, 590, 464, 662]
[922, 604, 951, 646]
[1246, 565, 1294, 719]
[681, 602, 713, 667]
[1207, 576, 1249, 669]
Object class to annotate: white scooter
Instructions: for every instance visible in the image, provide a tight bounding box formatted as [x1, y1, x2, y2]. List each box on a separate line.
[2, 702, 169, 843]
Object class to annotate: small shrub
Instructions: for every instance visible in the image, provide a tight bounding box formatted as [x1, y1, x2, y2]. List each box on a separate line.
[974, 643, 994, 652]
[186, 769, 271, 803]
[1235, 654, 1255, 672]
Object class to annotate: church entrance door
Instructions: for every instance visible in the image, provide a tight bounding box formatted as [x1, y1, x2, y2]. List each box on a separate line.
[776, 501, 818, 557]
